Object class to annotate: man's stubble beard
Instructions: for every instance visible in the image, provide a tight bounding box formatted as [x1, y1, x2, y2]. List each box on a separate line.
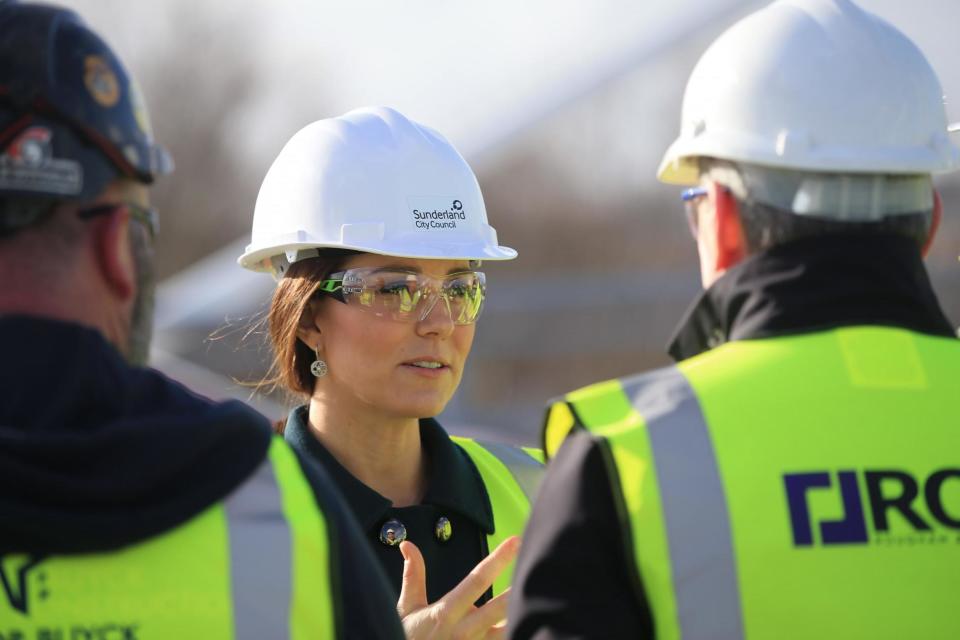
[126, 223, 156, 366]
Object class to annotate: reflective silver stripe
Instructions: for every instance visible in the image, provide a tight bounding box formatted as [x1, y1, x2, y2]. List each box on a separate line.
[224, 457, 292, 639]
[622, 367, 744, 639]
[475, 440, 544, 505]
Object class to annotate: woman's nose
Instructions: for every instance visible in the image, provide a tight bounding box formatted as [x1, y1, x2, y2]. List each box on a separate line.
[415, 292, 455, 336]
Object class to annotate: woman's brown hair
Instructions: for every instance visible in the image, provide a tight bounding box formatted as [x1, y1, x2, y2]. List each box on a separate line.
[262, 249, 357, 433]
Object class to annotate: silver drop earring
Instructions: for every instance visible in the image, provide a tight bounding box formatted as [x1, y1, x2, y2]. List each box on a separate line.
[310, 346, 328, 378]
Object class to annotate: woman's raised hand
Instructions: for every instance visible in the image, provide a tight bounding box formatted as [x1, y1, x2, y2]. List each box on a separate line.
[397, 536, 520, 640]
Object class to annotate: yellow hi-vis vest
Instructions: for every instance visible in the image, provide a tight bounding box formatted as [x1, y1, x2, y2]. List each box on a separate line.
[544, 326, 960, 639]
[1, 438, 336, 639]
[452, 438, 544, 595]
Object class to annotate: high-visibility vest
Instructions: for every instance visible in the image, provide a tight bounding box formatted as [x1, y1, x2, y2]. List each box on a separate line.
[1, 438, 337, 639]
[544, 326, 960, 639]
[452, 438, 544, 595]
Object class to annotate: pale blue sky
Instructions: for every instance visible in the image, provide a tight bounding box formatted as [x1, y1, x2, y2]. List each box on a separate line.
[63, 0, 960, 161]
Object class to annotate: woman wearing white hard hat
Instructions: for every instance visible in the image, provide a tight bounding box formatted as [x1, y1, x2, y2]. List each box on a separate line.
[239, 107, 542, 636]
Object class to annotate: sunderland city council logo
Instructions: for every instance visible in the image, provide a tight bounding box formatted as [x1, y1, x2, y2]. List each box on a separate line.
[411, 197, 467, 230]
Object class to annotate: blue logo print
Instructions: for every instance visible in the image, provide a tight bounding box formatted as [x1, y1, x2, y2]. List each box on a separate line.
[784, 469, 960, 547]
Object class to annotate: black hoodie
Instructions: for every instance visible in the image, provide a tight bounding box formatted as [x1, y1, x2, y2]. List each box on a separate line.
[0, 315, 402, 639]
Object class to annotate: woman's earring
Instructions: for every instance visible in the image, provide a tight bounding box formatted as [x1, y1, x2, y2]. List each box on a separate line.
[310, 346, 328, 378]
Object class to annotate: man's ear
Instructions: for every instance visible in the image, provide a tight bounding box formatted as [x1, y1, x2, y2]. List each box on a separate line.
[712, 182, 748, 272]
[91, 206, 136, 301]
[921, 189, 943, 258]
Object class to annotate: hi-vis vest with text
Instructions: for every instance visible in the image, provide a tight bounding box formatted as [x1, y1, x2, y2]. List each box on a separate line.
[1, 438, 337, 639]
[453, 438, 544, 595]
[544, 326, 960, 639]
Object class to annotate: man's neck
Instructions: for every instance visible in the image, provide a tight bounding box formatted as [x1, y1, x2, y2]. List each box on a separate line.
[0, 282, 128, 358]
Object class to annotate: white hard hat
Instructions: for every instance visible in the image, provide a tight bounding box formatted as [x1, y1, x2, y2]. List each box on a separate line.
[239, 106, 517, 275]
[658, 0, 960, 186]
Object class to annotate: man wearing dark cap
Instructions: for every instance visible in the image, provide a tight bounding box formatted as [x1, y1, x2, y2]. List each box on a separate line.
[0, 3, 403, 637]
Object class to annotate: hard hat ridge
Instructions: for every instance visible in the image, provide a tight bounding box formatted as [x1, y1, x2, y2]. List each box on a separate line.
[240, 106, 517, 276]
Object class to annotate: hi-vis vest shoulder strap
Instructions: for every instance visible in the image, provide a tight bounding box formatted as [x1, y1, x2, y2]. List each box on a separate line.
[543, 378, 629, 459]
[1, 438, 337, 639]
[545, 326, 960, 639]
[451, 437, 544, 595]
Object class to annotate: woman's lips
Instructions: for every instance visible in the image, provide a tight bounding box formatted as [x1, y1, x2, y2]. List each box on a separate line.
[400, 359, 451, 377]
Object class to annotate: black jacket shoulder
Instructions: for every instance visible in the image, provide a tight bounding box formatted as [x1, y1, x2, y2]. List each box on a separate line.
[508, 430, 653, 638]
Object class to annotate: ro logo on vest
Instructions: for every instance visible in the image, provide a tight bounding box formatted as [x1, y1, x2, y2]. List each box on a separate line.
[784, 469, 960, 546]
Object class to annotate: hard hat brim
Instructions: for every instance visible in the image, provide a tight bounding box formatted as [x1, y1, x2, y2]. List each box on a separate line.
[657, 131, 960, 186]
[238, 240, 517, 273]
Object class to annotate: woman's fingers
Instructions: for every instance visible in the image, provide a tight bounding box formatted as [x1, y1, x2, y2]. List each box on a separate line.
[453, 588, 511, 638]
[440, 536, 520, 617]
[399, 537, 521, 640]
[484, 624, 507, 640]
[397, 540, 428, 618]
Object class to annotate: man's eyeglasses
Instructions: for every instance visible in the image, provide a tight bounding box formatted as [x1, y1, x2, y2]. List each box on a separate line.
[77, 203, 159, 239]
[315, 267, 486, 325]
[681, 186, 708, 238]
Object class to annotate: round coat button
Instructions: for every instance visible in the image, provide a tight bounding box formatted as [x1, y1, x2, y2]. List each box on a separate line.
[435, 516, 452, 543]
[379, 519, 407, 547]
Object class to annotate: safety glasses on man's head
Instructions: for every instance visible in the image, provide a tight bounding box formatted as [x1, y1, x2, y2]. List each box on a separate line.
[681, 186, 708, 238]
[77, 202, 159, 239]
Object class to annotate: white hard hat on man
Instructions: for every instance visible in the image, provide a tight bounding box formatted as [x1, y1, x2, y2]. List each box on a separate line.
[658, 0, 960, 220]
[239, 106, 516, 277]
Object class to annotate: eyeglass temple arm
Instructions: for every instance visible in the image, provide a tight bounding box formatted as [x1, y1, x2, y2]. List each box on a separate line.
[317, 279, 342, 293]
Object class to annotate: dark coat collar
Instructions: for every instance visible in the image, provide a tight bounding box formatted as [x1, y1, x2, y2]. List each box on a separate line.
[284, 406, 495, 534]
[668, 234, 956, 361]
